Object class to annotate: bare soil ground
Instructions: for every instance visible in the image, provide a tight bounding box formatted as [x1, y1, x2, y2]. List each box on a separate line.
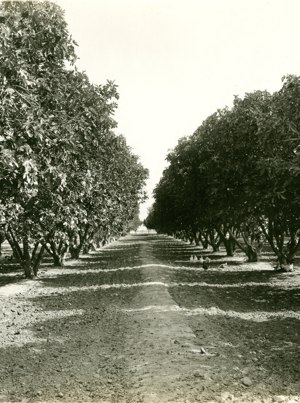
[0, 234, 300, 403]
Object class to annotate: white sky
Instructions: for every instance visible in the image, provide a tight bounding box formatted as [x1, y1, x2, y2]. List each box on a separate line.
[56, 0, 300, 220]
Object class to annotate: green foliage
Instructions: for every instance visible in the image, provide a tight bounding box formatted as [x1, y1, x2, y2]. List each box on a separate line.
[0, 1, 148, 276]
[147, 75, 300, 264]
[124, 207, 142, 233]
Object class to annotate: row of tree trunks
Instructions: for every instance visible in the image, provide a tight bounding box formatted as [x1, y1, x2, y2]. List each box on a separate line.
[174, 221, 296, 264]
[259, 216, 300, 266]
[2, 223, 120, 278]
[4, 229, 46, 278]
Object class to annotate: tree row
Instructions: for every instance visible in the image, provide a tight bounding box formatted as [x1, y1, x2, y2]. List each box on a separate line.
[145, 75, 300, 268]
[0, 1, 148, 277]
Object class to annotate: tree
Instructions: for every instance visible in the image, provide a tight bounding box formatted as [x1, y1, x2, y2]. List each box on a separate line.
[0, 0, 79, 276]
[253, 75, 300, 264]
[124, 207, 142, 233]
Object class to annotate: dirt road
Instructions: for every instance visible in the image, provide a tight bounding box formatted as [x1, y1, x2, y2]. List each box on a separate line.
[0, 234, 300, 403]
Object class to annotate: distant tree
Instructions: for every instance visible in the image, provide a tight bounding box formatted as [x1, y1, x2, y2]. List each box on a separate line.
[125, 207, 142, 233]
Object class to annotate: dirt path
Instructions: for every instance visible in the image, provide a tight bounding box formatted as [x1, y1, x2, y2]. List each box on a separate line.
[0, 234, 300, 403]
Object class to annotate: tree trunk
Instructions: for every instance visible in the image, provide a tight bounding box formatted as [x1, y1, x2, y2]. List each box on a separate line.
[247, 248, 259, 262]
[259, 217, 293, 266]
[90, 242, 97, 251]
[208, 226, 220, 252]
[69, 244, 81, 259]
[31, 242, 39, 262]
[211, 243, 220, 253]
[82, 243, 90, 254]
[33, 244, 46, 276]
[229, 231, 262, 262]
[53, 254, 65, 266]
[285, 229, 300, 265]
[199, 232, 209, 249]
[223, 236, 236, 257]
[70, 224, 90, 258]
[216, 225, 237, 257]
[209, 233, 220, 252]
[22, 259, 32, 279]
[49, 240, 68, 267]
[0, 231, 5, 256]
[193, 230, 201, 246]
[22, 236, 32, 278]
[4, 229, 46, 276]
[6, 229, 23, 261]
[202, 239, 209, 249]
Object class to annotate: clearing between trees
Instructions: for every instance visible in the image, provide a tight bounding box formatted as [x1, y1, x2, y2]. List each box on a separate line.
[0, 234, 300, 403]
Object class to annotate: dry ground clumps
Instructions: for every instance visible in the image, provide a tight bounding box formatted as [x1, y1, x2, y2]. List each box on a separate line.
[0, 234, 300, 403]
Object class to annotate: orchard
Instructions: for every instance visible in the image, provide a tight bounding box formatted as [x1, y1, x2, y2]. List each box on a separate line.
[1, 3, 300, 403]
[0, 1, 148, 278]
[145, 77, 300, 268]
